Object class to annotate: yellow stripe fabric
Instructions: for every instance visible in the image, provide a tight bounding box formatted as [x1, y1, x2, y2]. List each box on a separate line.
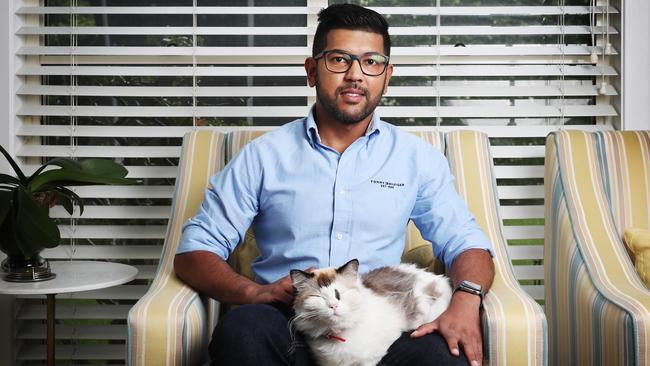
[404, 130, 445, 273]
[545, 130, 650, 366]
[446, 130, 547, 366]
[597, 131, 650, 234]
[128, 130, 224, 365]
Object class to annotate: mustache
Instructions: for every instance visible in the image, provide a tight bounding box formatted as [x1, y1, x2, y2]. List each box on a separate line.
[336, 84, 369, 95]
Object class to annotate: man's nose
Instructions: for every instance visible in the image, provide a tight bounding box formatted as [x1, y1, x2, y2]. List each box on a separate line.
[344, 59, 364, 81]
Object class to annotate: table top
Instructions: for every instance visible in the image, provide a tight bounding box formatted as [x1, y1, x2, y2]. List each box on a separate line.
[0, 260, 138, 295]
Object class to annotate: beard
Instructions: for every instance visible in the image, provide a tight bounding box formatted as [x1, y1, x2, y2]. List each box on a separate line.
[315, 80, 384, 125]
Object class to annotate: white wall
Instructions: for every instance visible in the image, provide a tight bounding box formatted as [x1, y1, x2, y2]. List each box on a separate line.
[622, 0, 650, 130]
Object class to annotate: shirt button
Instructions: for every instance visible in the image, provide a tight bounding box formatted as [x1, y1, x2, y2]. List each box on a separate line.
[335, 233, 343, 240]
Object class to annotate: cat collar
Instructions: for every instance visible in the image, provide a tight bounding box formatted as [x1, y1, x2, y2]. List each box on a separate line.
[327, 334, 346, 342]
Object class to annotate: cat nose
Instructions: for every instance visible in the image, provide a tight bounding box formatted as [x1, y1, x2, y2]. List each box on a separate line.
[329, 303, 338, 310]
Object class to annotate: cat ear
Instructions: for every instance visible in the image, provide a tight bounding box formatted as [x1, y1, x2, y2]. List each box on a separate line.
[290, 269, 314, 288]
[336, 259, 359, 277]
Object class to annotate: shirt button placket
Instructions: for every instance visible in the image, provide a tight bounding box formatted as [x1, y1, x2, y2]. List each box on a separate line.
[330, 150, 353, 266]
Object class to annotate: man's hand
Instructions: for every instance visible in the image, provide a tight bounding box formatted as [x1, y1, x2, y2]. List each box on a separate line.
[410, 291, 483, 366]
[248, 274, 294, 305]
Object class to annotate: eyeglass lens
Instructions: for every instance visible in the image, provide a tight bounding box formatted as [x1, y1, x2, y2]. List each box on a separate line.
[324, 51, 388, 76]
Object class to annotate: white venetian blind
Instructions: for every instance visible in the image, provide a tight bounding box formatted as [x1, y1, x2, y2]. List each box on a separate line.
[11, 0, 619, 363]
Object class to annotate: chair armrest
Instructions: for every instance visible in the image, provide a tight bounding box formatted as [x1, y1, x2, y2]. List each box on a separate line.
[128, 274, 210, 366]
[482, 280, 547, 365]
[446, 130, 547, 365]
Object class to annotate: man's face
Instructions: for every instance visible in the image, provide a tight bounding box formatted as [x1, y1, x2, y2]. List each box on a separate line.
[306, 29, 393, 125]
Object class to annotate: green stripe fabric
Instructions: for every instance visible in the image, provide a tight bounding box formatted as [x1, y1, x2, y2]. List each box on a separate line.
[545, 130, 650, 366]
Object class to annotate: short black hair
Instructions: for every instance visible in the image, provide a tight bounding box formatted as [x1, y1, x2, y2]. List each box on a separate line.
[312, 4, 391, 57]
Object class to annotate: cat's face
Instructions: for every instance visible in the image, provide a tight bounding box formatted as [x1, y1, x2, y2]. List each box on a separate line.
[290, 259, 363, 334]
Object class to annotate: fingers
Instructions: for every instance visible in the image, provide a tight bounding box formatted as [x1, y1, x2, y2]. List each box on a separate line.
[277, 291, 294, 305]
[459, 335, 483, 366]
[277, 276, 295, 304]
[445, 337, 461, 357]
[410, 321, 438, 338]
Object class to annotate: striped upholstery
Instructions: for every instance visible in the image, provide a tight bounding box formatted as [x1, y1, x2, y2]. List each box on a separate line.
[128, 127, 546, 365]
[447, 130, 547, 366]
[128, 130, 225, 365]
[544, 130, 650, 366]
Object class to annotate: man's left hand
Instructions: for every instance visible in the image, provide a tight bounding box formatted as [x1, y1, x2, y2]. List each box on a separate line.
[410, 291, 483, 366]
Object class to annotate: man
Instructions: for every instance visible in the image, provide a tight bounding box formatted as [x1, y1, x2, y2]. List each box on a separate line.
[175, 4, 494, 366]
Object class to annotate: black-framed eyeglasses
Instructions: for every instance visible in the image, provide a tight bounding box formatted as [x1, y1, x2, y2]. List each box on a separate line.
[313, 49, 390, 76]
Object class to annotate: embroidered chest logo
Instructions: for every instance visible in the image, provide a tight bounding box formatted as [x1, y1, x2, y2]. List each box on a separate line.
[370, 179, 405, 189]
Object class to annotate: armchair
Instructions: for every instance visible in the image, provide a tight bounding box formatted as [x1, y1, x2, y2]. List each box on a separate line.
[544, 130, 650, 365]
[128, 128, 546, 365]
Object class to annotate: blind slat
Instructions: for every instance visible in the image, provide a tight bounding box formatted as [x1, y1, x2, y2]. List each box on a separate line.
[17, 303, 131, 320]
[507, 245, 544, 260]
[17, 84, 619, 98]
[17, 65, 619, 77]
[17, 45, 618, 57]
[17, 105, 618, 118]
[16, 5, 618, 16]
[42, 245, 162, 260]
[18, 25, 617, 36]
[59, 225, 167, 239]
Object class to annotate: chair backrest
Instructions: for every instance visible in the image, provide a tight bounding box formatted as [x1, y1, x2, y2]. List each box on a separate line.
[594, 131, 650, 236]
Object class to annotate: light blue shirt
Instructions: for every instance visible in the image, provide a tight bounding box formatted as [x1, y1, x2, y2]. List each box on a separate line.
[178, 109, 493, 284]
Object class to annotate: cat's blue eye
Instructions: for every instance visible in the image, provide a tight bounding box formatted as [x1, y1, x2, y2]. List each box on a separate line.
[334, 289, 340, 300]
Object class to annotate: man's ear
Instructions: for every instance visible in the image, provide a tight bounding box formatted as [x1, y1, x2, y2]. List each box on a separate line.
[305, 57, 318, 87]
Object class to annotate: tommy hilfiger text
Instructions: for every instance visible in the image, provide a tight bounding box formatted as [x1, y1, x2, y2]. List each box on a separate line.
[370, 180, 405, 189]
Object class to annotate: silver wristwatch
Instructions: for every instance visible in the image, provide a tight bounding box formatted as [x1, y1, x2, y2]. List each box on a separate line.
[454, 280, 484, 305]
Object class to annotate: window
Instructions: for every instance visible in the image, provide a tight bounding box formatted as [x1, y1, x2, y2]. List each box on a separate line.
[9, 0, 619, 363]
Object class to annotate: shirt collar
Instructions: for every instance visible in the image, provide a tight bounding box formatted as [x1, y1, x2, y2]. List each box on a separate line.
[304, 106, 382, 148]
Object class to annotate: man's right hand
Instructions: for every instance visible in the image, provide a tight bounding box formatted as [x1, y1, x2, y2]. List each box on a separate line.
[248, 275, 294, 305]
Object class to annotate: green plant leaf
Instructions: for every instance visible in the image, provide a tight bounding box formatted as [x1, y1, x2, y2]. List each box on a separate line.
[51, 186, 84, 216]
[79, 159, 128, 178]
[0, 144, 27, 183]
[0, 173, 20, 185]
[27, 165, 134, 192]
[55, 193, 74, 216]
[26, 157, 83, 185]
[14, 187, 60, 256]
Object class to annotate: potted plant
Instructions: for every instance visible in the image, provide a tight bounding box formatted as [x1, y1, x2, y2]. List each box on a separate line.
[0, 144, 136, 281]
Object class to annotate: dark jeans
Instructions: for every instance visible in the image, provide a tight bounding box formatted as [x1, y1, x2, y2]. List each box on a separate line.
[209, 303, 469, 366]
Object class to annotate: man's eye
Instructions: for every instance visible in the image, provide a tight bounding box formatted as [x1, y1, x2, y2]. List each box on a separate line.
[333, 57, 347, 63]
[365, 59, 376, 65]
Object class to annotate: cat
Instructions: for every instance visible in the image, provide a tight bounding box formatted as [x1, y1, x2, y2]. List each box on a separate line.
[289, 259, 452, 366]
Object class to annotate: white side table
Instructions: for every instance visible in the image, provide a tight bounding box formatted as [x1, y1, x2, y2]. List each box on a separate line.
[0, 260, 138, 366]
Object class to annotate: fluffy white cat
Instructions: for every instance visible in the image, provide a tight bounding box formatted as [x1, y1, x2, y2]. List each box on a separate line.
[290, 259, 452, 366]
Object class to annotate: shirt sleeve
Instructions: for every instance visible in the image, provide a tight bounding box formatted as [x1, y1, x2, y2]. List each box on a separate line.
[177, 142, 262, 260]
[410, 144, 494, 268]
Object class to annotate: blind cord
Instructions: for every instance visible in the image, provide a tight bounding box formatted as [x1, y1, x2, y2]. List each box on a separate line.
[435, 0, 441, 127]
[68, 0, 78, 258]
